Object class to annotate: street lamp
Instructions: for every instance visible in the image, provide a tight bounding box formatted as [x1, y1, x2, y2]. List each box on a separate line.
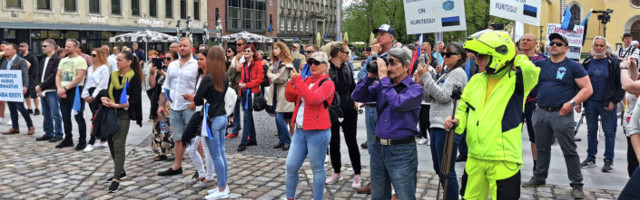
[176, 20, 182, 38]
[203, 22, 209, 45]
[216, 18, 223, 47]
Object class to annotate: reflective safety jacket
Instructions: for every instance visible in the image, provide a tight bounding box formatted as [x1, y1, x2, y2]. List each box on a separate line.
[455, 55, 540, 164]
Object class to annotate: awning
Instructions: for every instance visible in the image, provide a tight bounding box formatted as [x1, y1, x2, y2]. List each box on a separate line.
[0, 21, 205, 34]
[109, 30, 179, 43]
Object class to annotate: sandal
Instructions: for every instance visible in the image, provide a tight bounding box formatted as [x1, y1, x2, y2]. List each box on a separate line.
[154, 155, 168, 162]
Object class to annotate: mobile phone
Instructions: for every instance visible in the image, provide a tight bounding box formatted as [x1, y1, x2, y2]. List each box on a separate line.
[418, 57, 425, 64]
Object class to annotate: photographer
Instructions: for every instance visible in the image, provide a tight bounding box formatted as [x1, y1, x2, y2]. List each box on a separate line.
[354, 24, 396, 194]
[144, 50, 161, 121]
[352, 47, 424, 200]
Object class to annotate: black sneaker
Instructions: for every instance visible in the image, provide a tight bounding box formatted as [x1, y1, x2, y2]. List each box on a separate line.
[55, 140, 74, 148]
[75, 142, 86, 151]
[360, 142, 368, 149]
[237, 144, 247, 152]
[108, 181, 119, 193]
[602, 161, 614, 173]
[580, 159, 596, 169]
[247, 141, 257, 146]
[36, 135, 53, 141]
[106, 171, 127, 183]
[522, 177, 545, 188]
[27, 109, 33, 114]
[34, 109, 40, 116]
[48, 137, 63, 143]
[157, 167, 182, 176]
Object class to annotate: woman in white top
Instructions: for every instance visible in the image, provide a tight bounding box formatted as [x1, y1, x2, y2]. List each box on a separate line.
[82, 48, 111, 152]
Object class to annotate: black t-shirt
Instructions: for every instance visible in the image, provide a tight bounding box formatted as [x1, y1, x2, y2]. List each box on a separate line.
[22, 52, 40, 79]
[330, 62, 355, 111]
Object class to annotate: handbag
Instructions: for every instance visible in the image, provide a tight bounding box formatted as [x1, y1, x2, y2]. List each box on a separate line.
[182, 111, 203, 146]
[253, 91, 268, 111]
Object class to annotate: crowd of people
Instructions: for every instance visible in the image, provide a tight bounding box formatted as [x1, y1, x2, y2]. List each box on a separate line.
[2, 22, 640, 200]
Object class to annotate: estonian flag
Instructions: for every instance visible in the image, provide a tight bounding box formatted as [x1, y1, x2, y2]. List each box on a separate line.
[269, 18, 273, 32]
[72, 84, 81, 115]
[164, 88, 172, 102]
[119, 77, 129, 104]
[561, 6, 575, 30]
[441, 16, 460, 27]
[581, 9, 592, 46]
[523, 4, 538, 18]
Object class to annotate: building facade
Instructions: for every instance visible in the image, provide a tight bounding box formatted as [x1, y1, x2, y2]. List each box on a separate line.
[207, 0, 279, 41]
[277, 0, 339, 45]
[0, 0, 207, 54]
[523, 0, 640, 54]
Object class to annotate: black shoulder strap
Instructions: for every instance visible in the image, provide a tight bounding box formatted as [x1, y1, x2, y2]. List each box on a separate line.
[318, 78, 331, 109]
[515, 66, 524, 97]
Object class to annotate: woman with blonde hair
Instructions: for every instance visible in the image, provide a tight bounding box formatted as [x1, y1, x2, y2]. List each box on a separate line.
[81, 48, 110, 152]
[268, 42, 296, 150]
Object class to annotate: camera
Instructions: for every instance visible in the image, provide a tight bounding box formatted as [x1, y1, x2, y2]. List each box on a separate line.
[366, 55, 388, 75]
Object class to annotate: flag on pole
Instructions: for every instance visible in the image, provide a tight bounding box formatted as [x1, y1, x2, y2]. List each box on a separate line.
[71, 84, 81, 115]
[269, 18, 273, 32]
[580, 9, 592, 46]
[119, 77, 129, 104]
[417, 34, 423, 58]
[561, 6, 575, 30]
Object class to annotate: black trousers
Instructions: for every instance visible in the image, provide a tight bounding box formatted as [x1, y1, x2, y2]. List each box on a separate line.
[329, 107, 361, 174]
[59, 86, 86, 142]
[419, 104, 431, 138]
[147, 88, 159, 120]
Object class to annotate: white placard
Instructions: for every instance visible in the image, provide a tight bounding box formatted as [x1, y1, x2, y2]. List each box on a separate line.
[489, 0, 541, 26]
[546, 24, 585, 60]
[0, 70, 24, 102]
[403, 0, 467, 34]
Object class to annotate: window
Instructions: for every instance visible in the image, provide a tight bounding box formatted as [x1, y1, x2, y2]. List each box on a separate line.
[111, 0, 120, 15]
[150, 0, 157, 17]
[194, 0, 200, 20]
[632, 20, 640, 41]
[6, 0, 21, 8]
[131, 0, 140, 16]
[300, 18, 304, 32]
[64, 0, 76, 12]
[89, 0, 100, 14]
[227, 0, 266, 31]
[293, 18, 297, 31]
[569, 4, 581, 27]
[287, 17, 291, 31]
[180, 0, 187, 19]
[37, 0, 50, 10]
[279, 16, 284, 31]
[166, 0, 173, 18]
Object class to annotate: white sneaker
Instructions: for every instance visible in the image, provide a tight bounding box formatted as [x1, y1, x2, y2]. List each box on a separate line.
[351, 175, 361, 188]
[94, 142, 108, 148]
[325, 173, 342, 184]
[207, 187, 219, 194]
[418, 138, 428, 145]
[205, 186, 230, 199]
[83, 144, 95, 152]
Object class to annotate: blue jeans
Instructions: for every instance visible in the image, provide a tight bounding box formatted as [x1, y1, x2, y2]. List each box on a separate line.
[370, 138, 418, 200]
[275, 112, 291, 145]
[169, 108, 196, 142]
[365, 105, 378, 150]
[585, 100, 617, 161]
[232, 99, 241, 134]
[430, 128, 459, 200]
[241, 105, 256, 145]
[206, 115, 229, 188]
[285, 128, 331, 200]
[8, 101, 33, 130]
[41, 92, 63, 138]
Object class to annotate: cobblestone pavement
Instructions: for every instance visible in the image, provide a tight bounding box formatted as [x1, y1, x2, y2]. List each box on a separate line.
[0, 133, 622, 200]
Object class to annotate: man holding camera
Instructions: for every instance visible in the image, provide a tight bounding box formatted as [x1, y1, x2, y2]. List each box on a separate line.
[354, 24, 397, 194]
[445, 29, 540, 199]
[352, 47, 424, 200]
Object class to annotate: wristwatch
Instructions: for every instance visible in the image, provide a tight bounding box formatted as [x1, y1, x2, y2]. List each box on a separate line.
[569, 100, 576, 107]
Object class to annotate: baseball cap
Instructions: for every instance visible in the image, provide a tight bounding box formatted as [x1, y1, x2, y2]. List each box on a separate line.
[293, 43, 300, 48]
[549, 33, 569, 45]
[308, 52, 329, 63]
[372, 24, 396, 37]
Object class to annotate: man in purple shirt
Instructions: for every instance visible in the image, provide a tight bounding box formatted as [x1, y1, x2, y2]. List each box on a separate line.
[352, 47, 424, 200]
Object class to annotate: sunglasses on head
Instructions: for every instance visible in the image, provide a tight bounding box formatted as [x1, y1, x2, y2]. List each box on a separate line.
[304, 50, 314, 54]
[549, 41, 565, 47]
[91, 54, 97, 57]
[307, 59, 324, 66]
[442, 52, 458, 58]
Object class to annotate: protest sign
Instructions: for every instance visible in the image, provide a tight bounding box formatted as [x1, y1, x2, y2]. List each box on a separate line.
[403, 0, 466, 34]
[0, 70, 24, 102]
[546, 24, 585, 60]
[490, 0, 541, 26]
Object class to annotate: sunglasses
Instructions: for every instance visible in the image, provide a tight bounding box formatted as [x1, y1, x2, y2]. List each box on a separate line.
[307, 59, 324, 66]
[549, 41, 565, 47]
[165, 57, 173, 61]
[227, 50, 233, 53]
[91, 54, 97, 57]
[304, 50, 314, 54]
[442, 52, 458, 58]
[237, 43, 245, 46]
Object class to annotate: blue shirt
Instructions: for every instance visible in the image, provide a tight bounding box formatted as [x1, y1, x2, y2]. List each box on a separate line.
[351, 75, 424, 139]
[537, 58, 587, 108]
[587, 57, 609, 101]
[300, 63, 312, 79]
